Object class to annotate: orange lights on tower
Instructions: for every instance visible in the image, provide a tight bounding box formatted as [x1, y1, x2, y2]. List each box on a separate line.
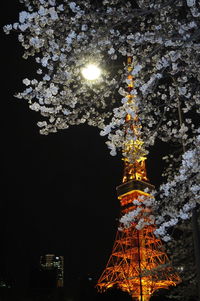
[96, 57, 180, 301]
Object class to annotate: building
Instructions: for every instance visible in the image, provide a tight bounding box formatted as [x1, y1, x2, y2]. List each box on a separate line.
[40, 254, 64, 288]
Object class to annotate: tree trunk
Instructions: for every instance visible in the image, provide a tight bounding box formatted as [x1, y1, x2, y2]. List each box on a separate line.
[192, 207, 200, 301]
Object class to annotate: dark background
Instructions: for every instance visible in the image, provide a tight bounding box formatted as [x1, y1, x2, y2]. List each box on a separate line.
[1, 0, 166, 296]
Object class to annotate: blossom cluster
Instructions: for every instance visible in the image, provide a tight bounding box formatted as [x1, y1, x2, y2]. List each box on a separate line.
[4, 0, 200, 154]
[154, 133, 200, 240]
[119, 194, 156, 230]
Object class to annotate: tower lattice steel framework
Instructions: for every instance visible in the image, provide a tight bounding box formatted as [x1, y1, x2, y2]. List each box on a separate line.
[96, 57, 180, 301]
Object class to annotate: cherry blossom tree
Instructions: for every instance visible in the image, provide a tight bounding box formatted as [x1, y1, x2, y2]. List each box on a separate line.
[4, 0, 200, 298]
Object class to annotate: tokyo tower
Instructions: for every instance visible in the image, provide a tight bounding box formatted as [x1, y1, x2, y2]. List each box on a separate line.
[96, 57, 180, 301]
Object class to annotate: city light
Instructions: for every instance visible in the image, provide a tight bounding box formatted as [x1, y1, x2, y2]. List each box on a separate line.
[81, 64, 101, 80]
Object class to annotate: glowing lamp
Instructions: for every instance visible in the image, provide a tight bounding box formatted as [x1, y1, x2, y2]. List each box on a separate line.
[81, 64, 101, 80]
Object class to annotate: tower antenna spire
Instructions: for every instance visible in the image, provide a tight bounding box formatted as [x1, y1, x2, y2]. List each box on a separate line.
[122, 56, 148, 184]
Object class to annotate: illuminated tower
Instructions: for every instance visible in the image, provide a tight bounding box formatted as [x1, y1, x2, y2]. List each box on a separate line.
[40, 254, 64, 288]
[96, 57, 180, 301]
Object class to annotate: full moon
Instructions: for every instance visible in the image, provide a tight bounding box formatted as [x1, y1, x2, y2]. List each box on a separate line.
[81, 64, 101, 80]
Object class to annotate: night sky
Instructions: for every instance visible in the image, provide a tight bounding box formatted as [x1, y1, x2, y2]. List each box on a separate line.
[1, 1, 166, 290]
